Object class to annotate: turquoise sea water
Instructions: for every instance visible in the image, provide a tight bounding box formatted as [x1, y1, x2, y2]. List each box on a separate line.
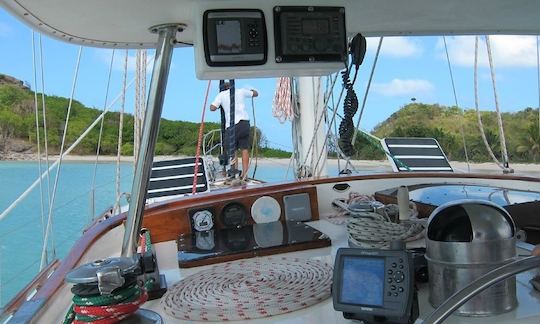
[0, 160, 292, 307]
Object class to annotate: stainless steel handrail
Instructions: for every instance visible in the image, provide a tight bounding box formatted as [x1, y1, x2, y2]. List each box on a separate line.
[422, 256, 540, 324]
[121, 24, 182, 257]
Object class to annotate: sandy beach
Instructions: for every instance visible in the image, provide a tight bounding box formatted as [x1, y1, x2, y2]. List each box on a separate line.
[3, 152, 538, 177]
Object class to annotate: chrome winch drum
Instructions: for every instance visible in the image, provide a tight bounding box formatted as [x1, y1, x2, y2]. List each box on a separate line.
[425, 200, 517, 316]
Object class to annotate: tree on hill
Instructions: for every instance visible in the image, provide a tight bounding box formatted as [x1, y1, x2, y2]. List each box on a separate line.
[371, 103, 540, 163]
[0, 81, 284, 158]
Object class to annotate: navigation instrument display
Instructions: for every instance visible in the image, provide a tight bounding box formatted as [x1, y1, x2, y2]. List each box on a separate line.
[274, 6, 346, 63]
[204, 10, 267, 66]
[216, 20, 241, 54]
[332, 248, 418, 323]
[302, 19, 330, 35]
[340, 257, 385, 306]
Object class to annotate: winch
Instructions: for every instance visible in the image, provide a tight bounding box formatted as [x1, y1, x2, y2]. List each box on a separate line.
[65, 256, 141, 296]
[64, 230, 166, 323]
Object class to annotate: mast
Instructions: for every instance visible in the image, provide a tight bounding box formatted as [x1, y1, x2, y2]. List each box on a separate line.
[294, 76, 327, 178]
[121, 24, 184, 257]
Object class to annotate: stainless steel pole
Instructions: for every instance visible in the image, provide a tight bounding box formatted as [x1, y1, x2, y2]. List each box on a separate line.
[121, 24, 179, 256]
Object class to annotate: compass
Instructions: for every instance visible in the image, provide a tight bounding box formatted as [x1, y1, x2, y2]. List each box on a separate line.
[191, 209, 214, 232]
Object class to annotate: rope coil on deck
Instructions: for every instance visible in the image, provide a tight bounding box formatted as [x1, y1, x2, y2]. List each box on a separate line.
[328, 193, 424, 249]
[161, 257, 333, 321]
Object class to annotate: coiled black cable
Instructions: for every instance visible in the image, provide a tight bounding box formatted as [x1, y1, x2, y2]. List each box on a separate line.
[338, 64, 359, 157]
[338, 34, 366, 157]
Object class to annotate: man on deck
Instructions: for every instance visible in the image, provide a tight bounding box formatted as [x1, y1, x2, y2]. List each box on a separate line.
[210, 82, 258, 179]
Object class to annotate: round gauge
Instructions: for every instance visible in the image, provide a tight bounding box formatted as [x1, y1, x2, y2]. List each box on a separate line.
[192, 210, 214, 232]
[251, 196, 281, 223]
[221, 202, 248, 228]
[195, 230, 215, 250]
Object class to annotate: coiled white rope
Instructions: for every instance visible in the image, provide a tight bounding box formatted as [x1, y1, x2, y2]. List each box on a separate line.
[272, 77, 294, 123]
[347, 211, 424, 249]
[328, 193, 424, 249]
[161, 257, 332, 321]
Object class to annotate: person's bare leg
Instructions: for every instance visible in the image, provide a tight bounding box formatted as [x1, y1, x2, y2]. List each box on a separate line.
[241, 149, 249, 179]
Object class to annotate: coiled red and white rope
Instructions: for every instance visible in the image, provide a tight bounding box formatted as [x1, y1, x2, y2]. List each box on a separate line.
[272, 77, 294, 123]
[161, 257, 332, 321]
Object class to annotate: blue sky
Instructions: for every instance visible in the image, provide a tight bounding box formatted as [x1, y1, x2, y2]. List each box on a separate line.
[1, 8, 540, 150]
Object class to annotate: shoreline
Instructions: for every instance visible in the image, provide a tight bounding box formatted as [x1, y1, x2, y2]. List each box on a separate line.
[1, 153, 539, 175]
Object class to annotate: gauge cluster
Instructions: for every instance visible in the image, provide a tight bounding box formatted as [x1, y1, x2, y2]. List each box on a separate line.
[187, 187, 317, 233]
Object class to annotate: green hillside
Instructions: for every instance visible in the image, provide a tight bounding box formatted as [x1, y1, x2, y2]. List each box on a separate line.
[353, 103, 540, 163]
[0, 78, 289, 158]
[1, 75, 539, 163]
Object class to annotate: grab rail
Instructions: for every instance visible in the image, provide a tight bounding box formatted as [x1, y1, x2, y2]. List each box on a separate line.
[422, 256, 540, 324]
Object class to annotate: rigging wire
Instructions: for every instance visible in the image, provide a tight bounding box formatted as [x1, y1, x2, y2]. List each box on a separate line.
[31, 31, 47, 251]
[38, 34, 52, 208]
[314, 72, 345, 176]
[443, 36, 471, 172]
[250, 97, 259, 179]
[298, 73, 340, 175]
[473, 36, 505, 170]
[40, 46, 84, 270]
[0, 58, 153, 222]
[134, 49, 148, 161]
[114, 49, 129, 214]
[193, 80, 212, 194]
[485, 36, 511, 169]
[90, 49, 115, 222]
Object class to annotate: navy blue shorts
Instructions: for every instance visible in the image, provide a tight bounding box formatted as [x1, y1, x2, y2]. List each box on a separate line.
[224, 120, 250, 151]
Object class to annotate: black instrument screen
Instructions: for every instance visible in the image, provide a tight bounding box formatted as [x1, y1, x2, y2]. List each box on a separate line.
[302, 19, 329, 35]
[216, 20, 242, 54]
[340, 256, 385, 306]
[274, 6, 346, 63]
[221, 202, 248, 228]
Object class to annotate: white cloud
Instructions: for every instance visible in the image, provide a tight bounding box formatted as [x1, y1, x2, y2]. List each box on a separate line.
[367, 36, 422, 57]
[373, 79, 434, 97]
[439, 35, 538, 68]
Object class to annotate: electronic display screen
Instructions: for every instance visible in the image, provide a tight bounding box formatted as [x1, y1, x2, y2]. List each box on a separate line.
[216, 20, 242, 54]
[302, 19, 330, 35]
[340, 256, 385, 306]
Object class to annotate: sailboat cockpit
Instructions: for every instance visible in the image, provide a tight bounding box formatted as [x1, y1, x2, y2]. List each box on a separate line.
[1, 1, 540, 323]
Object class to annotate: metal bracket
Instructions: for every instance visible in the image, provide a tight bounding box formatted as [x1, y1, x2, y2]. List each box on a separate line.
[97, 266, 125, 295]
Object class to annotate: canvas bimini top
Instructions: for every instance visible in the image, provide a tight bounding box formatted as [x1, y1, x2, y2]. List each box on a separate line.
[2, 0, 540, 49]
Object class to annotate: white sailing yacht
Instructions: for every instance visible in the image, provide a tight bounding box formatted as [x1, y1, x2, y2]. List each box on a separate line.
[1, 1, 540, 323]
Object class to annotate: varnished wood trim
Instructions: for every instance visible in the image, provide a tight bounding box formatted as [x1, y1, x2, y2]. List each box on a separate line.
[33, 213, 126, 300]
[2, 212, 126, 321]
[179, 239, 331, 268]
[142, 185, 320, 243]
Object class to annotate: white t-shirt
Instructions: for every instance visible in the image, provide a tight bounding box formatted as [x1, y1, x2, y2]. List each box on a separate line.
[211, 88, 253, 127]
